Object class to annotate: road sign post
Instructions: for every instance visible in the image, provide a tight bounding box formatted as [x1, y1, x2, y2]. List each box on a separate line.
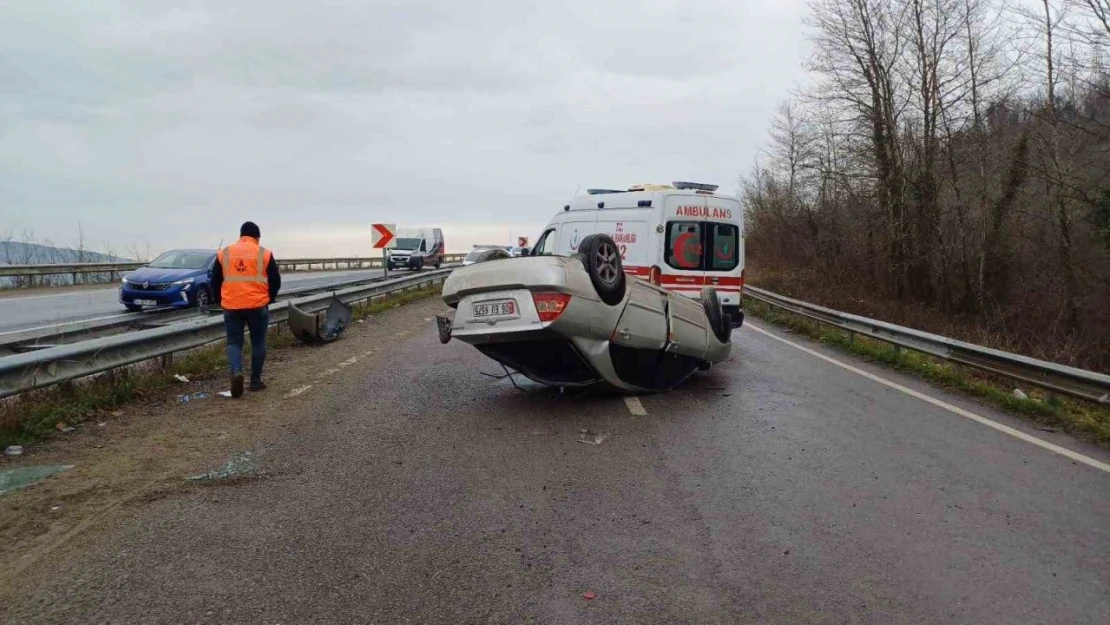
[372, 223, 397, 280]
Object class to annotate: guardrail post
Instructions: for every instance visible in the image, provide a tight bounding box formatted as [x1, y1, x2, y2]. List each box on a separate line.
[161, 353, 174, 369]
[847, 331, 855, 344]
[1046, 391, 1060, 408]
[72, 272, 78, 286]
[893, 344, 902, 357]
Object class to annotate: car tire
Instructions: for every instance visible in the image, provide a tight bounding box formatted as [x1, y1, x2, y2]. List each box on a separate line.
[701, 287, 732, 344]
[195, 287, 211, 310]
[125, 304, 143, 312]
[577, 234, 626, 306]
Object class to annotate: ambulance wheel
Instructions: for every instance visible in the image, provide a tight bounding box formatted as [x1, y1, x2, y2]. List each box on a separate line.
[701, 287, 731, 344]
[579, 234, 626, 306]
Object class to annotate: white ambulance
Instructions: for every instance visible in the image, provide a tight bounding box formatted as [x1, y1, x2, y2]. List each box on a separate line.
[531, 181, 744, 327]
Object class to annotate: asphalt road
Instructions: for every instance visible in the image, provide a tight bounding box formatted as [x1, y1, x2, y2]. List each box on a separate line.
[6, 313, 1109, 623]
[0, 269, 385, 336]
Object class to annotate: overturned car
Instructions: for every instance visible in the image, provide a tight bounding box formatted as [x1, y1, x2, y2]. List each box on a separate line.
[438, 234, 734, 392]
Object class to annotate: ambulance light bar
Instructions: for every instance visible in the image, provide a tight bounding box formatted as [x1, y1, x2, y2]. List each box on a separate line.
[673, 181, 719, 192]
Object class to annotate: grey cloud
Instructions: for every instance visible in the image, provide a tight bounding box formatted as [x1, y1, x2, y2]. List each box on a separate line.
[1, 0, 806, 254]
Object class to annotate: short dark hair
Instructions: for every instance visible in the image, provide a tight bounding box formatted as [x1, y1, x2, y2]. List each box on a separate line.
[240, 221, 261, 238]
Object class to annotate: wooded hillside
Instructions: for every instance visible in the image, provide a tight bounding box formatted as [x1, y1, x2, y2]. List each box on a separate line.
[742, 0, 1110, 371]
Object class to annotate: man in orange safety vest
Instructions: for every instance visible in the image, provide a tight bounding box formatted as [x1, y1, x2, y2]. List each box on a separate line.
[212, 221, 282, 398]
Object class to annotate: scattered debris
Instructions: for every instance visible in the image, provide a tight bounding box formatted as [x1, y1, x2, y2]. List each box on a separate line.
[578, 428, 590, 434]
[1034, 425, 1059, 433]
[111, 411, 123, 417]
[1012, 388, 1028, 400]
[187, 451, 256, 482]
[51, 505, 62, 511]
[97, 422, 107, 427]
[55, 421, 67, 432]
[218, 391, 233, 398]
[177, 391, 210, 403]
[0, 465, 73, 495]
[436, 314, 454, 344]
[5, 445, 24, 456]
[285, 385, 312, 398]
[357, 319, 365, 324]
[583, 591, 596, 601]
[174, 374, 191, 383]
[577, 432, 610, 446]
[289, 298, 352, 344]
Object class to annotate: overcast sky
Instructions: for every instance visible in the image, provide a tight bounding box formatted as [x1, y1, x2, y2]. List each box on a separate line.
[1, 0, 808, 257]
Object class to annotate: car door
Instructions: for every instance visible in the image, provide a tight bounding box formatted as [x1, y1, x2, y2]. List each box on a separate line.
[607, 279, 670, 390]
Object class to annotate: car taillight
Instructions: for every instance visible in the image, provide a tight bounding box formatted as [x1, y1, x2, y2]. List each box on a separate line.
[533, 292, 571, 322]
[649, 265, 662, 286]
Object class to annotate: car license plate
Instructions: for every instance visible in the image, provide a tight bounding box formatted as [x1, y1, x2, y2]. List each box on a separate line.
[134, 299, 158, 306]
[473, 300, 516, 319]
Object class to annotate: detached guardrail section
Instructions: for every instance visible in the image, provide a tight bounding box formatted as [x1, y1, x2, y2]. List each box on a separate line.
[0, 270, 451, 399]
[745, 286, 1110, 405]
[0, 254, 468, 280]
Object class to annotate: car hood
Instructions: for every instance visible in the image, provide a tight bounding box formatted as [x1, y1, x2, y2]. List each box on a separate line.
[125, 267, 205, 283]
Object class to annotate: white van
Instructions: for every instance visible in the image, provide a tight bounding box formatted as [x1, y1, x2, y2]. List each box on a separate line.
[532, 182, 744, 326]
[388, 227, 445, 271]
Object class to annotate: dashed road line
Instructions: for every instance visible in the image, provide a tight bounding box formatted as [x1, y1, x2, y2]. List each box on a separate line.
[624, 396, 647, 416]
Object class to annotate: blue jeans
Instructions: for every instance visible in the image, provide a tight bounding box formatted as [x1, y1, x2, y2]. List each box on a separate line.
[224, 307, 269, 383]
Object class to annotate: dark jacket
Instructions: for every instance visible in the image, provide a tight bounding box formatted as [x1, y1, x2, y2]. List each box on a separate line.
[212, 252, 281, 307]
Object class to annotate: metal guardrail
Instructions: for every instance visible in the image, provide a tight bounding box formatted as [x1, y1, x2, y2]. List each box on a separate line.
[0, 270, 451, 399]
[0, 254, 467, 279]
[0, 270, 423, 357]
[745, 286, 1110, 405]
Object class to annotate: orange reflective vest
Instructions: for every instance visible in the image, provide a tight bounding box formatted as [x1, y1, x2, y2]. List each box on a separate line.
[219, 237, 272, 310]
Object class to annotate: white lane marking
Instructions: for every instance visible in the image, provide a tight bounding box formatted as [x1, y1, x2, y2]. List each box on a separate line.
[316, 367, 341, 378]
[0, 312, 137, 337]
[338, 356, 358, 367]
[0, 287, 116, 302]
[745, 323, 1110, 474]
[285, 385, 312, 398]
[624, 396, 647, 416]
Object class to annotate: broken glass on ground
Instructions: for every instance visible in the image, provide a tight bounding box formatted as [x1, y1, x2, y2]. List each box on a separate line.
[0, 465, 73, 495]
[577, 432, 610, 446]
[186, 451, 257, 482]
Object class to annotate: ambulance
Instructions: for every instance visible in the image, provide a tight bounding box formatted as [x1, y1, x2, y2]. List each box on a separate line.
[531, 181, 744, 327]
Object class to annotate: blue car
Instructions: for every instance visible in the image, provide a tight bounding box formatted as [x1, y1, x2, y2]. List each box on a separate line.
[120, 249, 217, 311]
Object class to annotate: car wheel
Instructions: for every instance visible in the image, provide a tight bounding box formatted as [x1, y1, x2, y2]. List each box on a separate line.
[195, 287, 211, 310]
[701, 287, 732, 344]
[125, 304, 143, 312]
[578, 234, 626, 306]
